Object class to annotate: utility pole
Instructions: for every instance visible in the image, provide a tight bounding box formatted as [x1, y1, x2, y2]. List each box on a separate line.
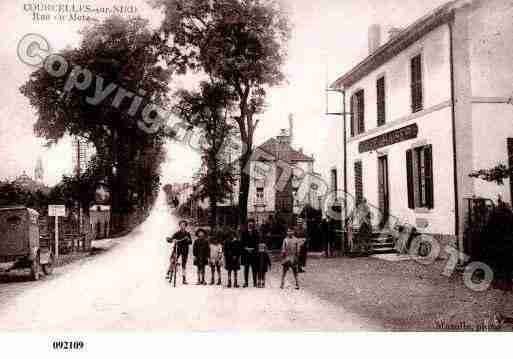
[325, 87, 351, 255]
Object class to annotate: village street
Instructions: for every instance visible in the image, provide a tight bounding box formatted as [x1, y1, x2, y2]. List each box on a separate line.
[1, 191, 512, 331]
[0, 193, 377, 331]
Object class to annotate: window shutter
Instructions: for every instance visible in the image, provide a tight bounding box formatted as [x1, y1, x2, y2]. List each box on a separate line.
[354, 161, 363, 205]
[411, 55, 423, 113]
[377, 77, 385, 126]
[406, 149, 414, 209]
[357, 91, 365, 133]
[350, 94, 355, 137]
[424, 145, 434, 209]
[331, 168, 338, 192]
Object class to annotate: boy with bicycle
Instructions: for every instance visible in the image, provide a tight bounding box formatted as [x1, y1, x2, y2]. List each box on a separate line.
[166, 220, 192, 284]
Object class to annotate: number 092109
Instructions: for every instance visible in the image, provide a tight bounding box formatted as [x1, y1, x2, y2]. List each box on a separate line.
[52, 341, 85, 350]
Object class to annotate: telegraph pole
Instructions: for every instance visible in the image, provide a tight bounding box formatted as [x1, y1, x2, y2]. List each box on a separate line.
[325, 87, 351, 254]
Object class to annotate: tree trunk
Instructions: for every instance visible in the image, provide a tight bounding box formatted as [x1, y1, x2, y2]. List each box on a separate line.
[239, 151, 251, 224]
[237, 96, 253, 226]
[109, 127, 120, 234]
[109, 129, 131, 234]
[207, 153, 218, 228]
[209, 199, 218, 228]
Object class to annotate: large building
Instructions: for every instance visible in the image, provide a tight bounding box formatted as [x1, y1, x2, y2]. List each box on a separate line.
[233, 115, 323, 224]
[330, 0, 513, 247]
[184, 115, 324, 225]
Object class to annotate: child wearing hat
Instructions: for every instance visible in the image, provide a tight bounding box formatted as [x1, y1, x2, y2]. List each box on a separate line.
[223, 227, 241, 288]
[193, 228, 210, 285]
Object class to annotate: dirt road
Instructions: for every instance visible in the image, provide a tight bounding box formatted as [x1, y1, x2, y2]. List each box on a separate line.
[0, 193, 377, 331]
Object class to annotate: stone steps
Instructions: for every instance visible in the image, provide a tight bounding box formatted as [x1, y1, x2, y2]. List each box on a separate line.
[370, 234, 396, 254]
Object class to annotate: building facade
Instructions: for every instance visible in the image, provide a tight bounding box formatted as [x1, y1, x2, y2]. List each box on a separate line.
[330, 0, 513, 245]
[72, 136, 95, 176]
[187, 115, 325, 225]
[240, 117, 321, 224]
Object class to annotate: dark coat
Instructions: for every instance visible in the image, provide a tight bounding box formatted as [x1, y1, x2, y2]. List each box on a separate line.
[256, 251, 272, 273]
[193, 238, 210, 267]
[261, 222, 271, 242]
[240, 229, 259, 265]
[224, 239, 241, 271]
[171, 230, 192, 257]
[299, 238, 308, 267]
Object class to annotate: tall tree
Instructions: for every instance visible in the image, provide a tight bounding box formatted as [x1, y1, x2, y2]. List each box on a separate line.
[20, 16, 173, 232]
[174, 81, 236, 226]
[156, 0, 290, 223]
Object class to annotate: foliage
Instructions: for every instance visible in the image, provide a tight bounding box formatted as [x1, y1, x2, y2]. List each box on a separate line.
[0, 182, 36, 208]
[173, 80, 236, 225]
[20, 16, 173, 232]
[163, 184, 173, 194]
[56, 153, 112, 215]
[20, 16, 171, 149]
[469, 164, 510, 185]
[0, 181, 59, 214]
[472, 200, 513, 278]
[155, 0, 291, 222]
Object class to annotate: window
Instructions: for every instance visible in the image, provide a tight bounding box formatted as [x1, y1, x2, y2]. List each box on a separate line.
[350, 90, 365, 136]
[354, 161, 363, 205]
[377, 76, 386, 126]
[330, 168, 338, 192]
[256, 187, 264, 199]
[256, 180, 264, 200]
[406, 145, 433, 209]
[410, 54, 423, 113]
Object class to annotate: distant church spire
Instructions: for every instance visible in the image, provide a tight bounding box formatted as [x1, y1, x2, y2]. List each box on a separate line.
[34, 156, 44, 183]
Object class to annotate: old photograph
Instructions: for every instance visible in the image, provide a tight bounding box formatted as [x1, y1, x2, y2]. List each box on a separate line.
[1, 0, 513, 347]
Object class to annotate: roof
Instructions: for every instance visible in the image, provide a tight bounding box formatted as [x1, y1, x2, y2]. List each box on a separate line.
[256, 138, 314, 163]
[330, 0, 471, 89]
[0, 206, 27, 212]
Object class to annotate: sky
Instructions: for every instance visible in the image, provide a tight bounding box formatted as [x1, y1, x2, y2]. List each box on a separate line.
[0, 0, 450, 187]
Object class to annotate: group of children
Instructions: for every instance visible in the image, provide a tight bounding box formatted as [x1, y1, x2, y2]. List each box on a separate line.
[166, 219, 305, 289]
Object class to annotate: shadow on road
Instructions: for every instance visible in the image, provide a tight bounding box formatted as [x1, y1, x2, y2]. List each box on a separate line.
[0, 272, 34, 284]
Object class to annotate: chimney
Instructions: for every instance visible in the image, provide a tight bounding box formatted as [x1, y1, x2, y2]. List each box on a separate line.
[277, 129, 290, 145]
[388, 27, 403, 40]
[368, 24, 381, 54]
[288, 113, 294, 147]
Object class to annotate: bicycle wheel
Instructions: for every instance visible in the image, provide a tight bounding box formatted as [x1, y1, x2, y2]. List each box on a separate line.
[173, 255, 178, 287]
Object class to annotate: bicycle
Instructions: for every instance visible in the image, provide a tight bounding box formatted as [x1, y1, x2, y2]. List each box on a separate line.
[166, 237, 188, 287]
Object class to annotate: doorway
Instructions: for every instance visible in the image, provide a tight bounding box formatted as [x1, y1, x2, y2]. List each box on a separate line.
[378, 155, 390, 227]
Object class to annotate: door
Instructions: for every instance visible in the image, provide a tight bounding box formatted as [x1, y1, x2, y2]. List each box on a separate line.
[378, 155, 390, 227]
[508, 138, 513, 204]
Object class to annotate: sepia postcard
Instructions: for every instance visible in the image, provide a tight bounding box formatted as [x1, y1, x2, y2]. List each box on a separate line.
[0, 0, 512, 355]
